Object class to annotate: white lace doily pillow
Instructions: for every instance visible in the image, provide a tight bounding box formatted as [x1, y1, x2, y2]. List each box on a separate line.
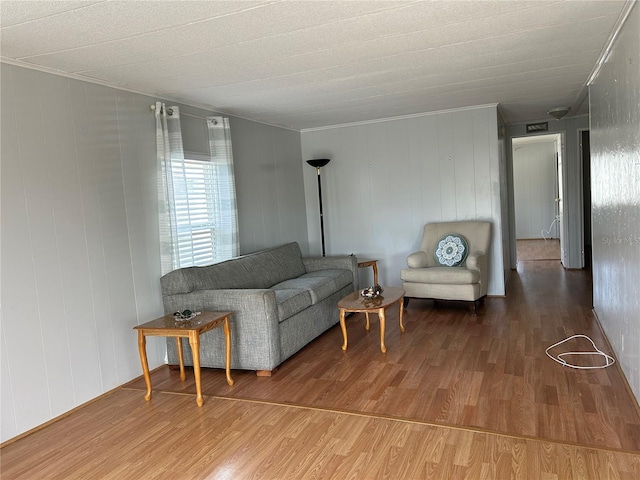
[434, 233, 468, 267]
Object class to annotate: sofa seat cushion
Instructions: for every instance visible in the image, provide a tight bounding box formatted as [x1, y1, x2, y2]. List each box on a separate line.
[272, 268, 352, 304]
[273, 289, 312, 322]
[400, 266, 480, 285]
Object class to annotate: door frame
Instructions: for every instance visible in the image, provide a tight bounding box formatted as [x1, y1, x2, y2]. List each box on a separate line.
[511, 132, 566, 264]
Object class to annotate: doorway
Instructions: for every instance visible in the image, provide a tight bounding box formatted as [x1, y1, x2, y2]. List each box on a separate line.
[512, 134, 563, 263]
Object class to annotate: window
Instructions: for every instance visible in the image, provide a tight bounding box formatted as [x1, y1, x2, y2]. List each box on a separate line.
[171, 152, 220, 267]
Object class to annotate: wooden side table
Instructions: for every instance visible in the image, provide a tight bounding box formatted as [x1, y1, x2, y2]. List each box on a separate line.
[357, 259, 379, 285]
[134, 311, 234, 407]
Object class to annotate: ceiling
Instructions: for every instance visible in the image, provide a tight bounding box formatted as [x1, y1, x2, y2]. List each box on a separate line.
[0, 1, 629, 130]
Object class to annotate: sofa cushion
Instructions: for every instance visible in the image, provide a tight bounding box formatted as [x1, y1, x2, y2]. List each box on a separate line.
[400, 266, 480, 285]
[272, 268, 351, 304]
[302, 269, 353, 290]
[434, 233, 469, 267]
[273, 289, 312, 322]
[160, 242, 306, 294]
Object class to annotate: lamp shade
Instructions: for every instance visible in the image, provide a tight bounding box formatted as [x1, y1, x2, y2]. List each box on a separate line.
[306, 159, 330, 168]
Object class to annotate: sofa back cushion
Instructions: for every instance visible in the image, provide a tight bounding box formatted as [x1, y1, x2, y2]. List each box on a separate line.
[160, 242, 307, 295]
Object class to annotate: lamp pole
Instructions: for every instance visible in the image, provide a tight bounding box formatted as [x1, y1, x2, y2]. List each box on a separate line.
[306, 159, 330, 256]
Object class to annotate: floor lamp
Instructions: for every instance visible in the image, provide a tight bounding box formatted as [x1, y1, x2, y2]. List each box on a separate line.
[306, 159, 330, 256]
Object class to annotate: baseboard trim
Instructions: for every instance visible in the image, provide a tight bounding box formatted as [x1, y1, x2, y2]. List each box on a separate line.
[591, 308, 640, 419]
[1, 365, 166, 448]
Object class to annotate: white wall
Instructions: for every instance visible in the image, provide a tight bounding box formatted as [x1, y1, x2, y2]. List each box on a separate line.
[1, 64, 165, 442]
[513, 140, 558, 239]
[301, 105, 506, 296]
[0, 64, 308, 443]
[229, 117, 309, 255]
[589, 3, 640, 402]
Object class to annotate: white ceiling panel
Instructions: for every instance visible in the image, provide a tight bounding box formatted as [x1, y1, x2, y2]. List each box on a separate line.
[7, 1, 400, 68]
[163, 54, 594, 103]
[0, 0, 629, 129]
[0, 1, 276, 57]
[124, 15, 610, 96]
[215, 67, 591, 117]
[0, 1, 104, 27]
[222, 65, 595, 114]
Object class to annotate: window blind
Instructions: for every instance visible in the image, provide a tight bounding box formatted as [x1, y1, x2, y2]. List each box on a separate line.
[171, 152, 219, 268]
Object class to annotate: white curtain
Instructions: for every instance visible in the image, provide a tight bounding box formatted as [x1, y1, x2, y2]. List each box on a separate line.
[155, 101, 184, 275]
[156, 103, 239, 274]
[206, 116, 239, 260]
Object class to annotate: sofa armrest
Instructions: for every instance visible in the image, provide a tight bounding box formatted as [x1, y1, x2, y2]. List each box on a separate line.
[407, 251, 429, 268]
[163, 288, 282, 369]
[303, 255, 359, 290]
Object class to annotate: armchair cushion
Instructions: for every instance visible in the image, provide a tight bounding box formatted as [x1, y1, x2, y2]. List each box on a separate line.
[401, 266, 480, 285]
[434, 233, 469, 267]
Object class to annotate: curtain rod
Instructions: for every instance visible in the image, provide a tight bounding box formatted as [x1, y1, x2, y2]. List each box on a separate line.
[150, 103, 173, 115]
[149, 104, 218, 122]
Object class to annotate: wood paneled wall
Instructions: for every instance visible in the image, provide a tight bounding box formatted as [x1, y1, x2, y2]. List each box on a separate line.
[300, 106, 506, 295]
[0, 64, 309, 443]
[229, 117, 309, 255]
[589, 4, 640, 404]
[1, 65, 165, 442]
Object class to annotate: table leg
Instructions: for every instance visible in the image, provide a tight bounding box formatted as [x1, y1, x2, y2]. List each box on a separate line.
[176, 337, 186, 381]
[339, 308, 348, 351]
[137, 331, 152, 401]
[398, 297, 405, 333]
[365, 312, 370, 331]
[378, 308, 387, 353]
[189, 332, 204, 407]
[372, 262, 379, 285]
[223, 316, 234, 386]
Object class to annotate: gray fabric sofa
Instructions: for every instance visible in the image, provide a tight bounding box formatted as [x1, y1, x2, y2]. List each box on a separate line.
[160, 242, 358, 375]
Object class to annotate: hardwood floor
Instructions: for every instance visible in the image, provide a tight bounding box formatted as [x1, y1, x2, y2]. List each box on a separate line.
[2, 389, 639, 480]
[517, 238, 561, 261]
[2, 260, 639, 479]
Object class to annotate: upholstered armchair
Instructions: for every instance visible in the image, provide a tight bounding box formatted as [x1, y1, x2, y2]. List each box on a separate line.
[400, 221, 491, 315]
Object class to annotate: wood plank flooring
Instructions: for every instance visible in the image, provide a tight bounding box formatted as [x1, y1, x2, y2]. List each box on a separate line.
[2, 389, 639, 480]
[2, 260, 639, 478]
[125, 261, 640, 452]
[517, 238, 561, 261]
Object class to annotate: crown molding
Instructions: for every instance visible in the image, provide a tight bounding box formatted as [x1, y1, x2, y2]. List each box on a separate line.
[300, 104, 499, 133]
[571, 0, 637, 114]
[0, 58, 300, 132]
